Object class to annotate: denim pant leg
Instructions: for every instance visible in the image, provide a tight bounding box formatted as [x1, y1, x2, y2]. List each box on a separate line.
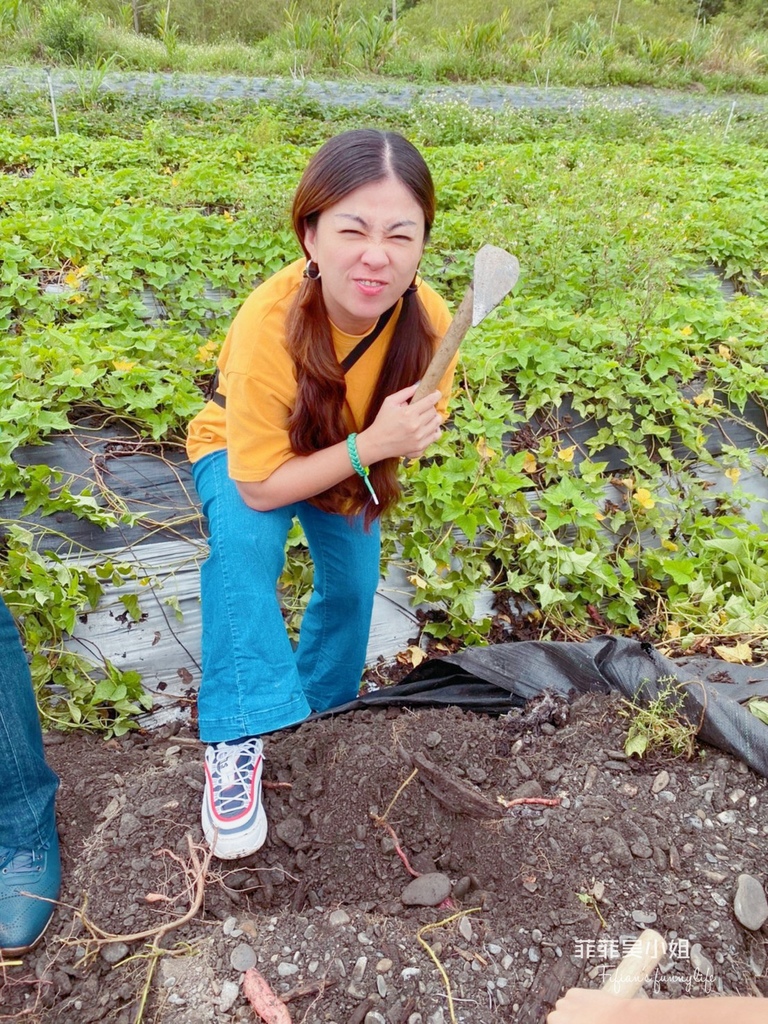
[296, 503, 380, 712]
[192, 450, 313, 743]
[0, 596, 59, 848]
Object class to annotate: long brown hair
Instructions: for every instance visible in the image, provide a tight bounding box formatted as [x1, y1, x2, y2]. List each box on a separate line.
[286, 129, 439, 524]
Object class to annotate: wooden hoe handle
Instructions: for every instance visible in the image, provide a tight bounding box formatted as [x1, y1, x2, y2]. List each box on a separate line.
[601, 929, 667, 998]
[412, 286, 475, 403]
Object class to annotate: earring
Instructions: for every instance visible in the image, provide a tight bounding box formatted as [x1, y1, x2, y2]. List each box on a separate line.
[404, 273, 419, 295]
[303, 259, 321, 281]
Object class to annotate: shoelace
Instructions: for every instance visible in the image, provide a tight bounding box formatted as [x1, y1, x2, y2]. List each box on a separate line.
[208, 740, 261, 818]
[0, 847, 42, 874]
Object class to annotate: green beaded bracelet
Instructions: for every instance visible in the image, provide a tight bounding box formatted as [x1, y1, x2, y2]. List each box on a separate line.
[346, 432, 379, 505]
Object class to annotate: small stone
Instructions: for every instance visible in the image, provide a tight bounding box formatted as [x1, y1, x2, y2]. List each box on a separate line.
[651, 770, 670, 793]
[219, 980, 239, 1012]
[118, 812, 141, 838]
[376, 958, 393, 973]
[364, 1013, 386, 1024]
[352, 956, 368, 983]
[734, 874, 768, 931]
[377, 974, 388, 997]
[329, 909, 351, 928]
[690, 943, 715, 978]
[101, 943, 130, 965]
[230, 943, 258, 972]
[458, 916, 473, 941]
[277, 963, 299, 978]
[728, 788, 747, 805]
[453, 876, 472, 898]
[509, 780, 544, 800]
[425, 731, 442, 748]
[222, 916, 241, 936]
[275, 817, 304, 848]
[631, 910, 657, 925]
[599, 828, 633, 868]
[402, 872, 452, 907]
[716, 809, 738, 825]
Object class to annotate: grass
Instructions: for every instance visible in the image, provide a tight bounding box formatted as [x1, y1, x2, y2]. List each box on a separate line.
[1, 0, 767, 94]
[620, 679, 700, 760]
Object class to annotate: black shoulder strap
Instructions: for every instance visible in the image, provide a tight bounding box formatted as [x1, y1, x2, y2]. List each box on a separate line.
[210, 302, 398, 409]
[339, 302, 397, 374]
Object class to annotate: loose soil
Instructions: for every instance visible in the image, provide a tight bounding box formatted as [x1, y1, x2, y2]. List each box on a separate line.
[2, 683, 767, 1023]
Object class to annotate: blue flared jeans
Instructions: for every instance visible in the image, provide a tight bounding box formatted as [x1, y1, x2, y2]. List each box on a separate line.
[0, 595, 59, 848]
[192, 450, 381, 743]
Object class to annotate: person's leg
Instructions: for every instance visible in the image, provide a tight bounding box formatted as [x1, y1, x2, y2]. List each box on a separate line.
[0, 595, 61, 953]
[295, 504, 380, 712]
[193, 450, 313, 742]
[192, 450, 314, 859]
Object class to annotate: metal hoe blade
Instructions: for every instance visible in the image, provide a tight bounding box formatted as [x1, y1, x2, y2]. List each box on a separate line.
[471, 244, 520, 327]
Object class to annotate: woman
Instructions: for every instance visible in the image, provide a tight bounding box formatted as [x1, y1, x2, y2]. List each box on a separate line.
[186, 129, 457, 859]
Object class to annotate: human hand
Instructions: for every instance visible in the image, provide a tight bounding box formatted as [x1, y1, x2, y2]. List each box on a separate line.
[359, 382, 443, 463]
[547, 988, 635, 1024]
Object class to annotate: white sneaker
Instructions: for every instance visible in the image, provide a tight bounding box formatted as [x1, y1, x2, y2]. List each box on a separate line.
[202, 737, 268, 859]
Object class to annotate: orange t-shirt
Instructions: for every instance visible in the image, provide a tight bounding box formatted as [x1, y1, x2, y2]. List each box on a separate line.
[186, 259, 455, 482]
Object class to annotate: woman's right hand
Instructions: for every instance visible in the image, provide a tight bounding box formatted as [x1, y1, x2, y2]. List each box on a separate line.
[358, 382, 443, 464]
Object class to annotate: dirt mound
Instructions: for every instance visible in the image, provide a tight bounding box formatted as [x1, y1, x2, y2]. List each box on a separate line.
[3, 692, 767, 1023]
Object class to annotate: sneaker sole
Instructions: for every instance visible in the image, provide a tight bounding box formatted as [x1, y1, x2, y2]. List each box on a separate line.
[0, 906, 56, 956]
[201, 798, 268, 860]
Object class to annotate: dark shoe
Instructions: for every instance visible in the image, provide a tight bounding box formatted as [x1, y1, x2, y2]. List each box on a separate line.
[0, 827, 61, 954]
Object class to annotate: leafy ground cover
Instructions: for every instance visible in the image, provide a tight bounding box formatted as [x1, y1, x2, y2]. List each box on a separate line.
[1, 90, 767, 730]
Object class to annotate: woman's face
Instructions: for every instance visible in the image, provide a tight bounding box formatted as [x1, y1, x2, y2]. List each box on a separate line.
[303, 176, 426, 335]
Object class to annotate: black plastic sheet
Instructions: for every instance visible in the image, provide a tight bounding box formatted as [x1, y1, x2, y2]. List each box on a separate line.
[316, 636, 768, 779]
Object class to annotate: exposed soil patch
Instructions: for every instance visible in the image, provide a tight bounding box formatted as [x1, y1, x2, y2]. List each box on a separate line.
[2, 690, 767, 1023]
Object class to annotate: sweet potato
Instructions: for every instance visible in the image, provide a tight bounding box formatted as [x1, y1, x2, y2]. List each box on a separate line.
[242, 968, 293, 1024]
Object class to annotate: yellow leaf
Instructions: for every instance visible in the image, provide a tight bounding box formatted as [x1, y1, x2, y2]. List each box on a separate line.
[693, 388, 714, 407]
[634, 487, 655, 509]
[63, 271, 80, 287]
[713, 642, 753, 665]
[408, 574, 428, 590]
[661, 538, 678, 551]
[557, 445, 576, 463]
[594, 511, 606, 522]
[718, 344, 731, 360]
[477, 437, 496, 460]
[667, 622, 682, 639]
[112, 359, 136, 372]
[680, 325, 693, 336]
[522, 451, 537, 474]
[196, 339, 218, 363]
[405, 645, 427, 667]
[725, 467, 740, 484]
